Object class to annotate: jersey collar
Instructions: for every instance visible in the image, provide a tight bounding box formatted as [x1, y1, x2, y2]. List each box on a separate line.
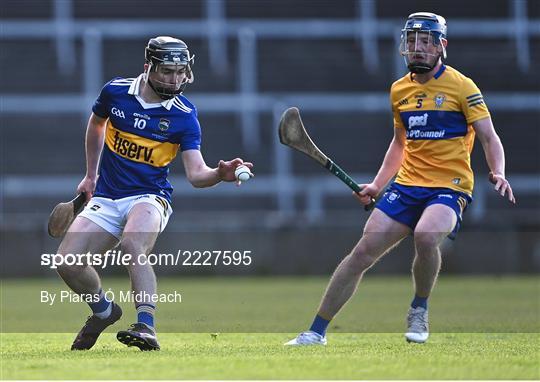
[433, 64, 446, 79]
[128, 74, 175, 110]
[409, 64, 446, 84]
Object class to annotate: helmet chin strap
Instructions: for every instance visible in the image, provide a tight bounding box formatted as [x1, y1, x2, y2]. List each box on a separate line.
[408, 61, 435, 74]
[147, 78, 177, 100]
[407, 51, 442, 74]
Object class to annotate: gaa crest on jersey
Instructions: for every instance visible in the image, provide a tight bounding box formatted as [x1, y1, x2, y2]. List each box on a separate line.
[158, 118, 171, 131]
[434, 93, 446, 108]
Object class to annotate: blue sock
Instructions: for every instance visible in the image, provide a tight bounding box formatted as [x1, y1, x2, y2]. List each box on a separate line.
[88, 289, 112, 318]
[411, 294, 428, 309]
[136, 304, 155, 329]
[309, 314, 330, 337]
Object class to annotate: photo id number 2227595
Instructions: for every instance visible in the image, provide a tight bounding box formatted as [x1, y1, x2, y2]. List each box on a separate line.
[180, 250, 252, 266]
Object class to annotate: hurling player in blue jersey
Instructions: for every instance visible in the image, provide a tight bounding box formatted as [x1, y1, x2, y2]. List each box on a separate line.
[286, 13, 514, 347]
[56, 36, 253, 351]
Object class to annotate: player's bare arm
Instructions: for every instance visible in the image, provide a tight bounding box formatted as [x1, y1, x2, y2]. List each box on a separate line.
[77, 113, 108, 202]
[472, 117, 515, 203]
[181, 149, 254, 188]
[356, 126, 406, 205]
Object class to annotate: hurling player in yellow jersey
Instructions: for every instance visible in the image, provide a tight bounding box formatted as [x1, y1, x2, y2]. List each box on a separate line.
[286, 12, 514, 346]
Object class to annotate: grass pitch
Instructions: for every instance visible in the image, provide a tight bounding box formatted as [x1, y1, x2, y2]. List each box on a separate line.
[1, 333, 538, 379]
[1, 276, 538, 379]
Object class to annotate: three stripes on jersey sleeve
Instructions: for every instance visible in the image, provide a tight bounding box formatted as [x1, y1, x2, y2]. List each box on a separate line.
[110, 78, 136, 86]
[466, 93, 484, 108]
[172, 98, 192, 113]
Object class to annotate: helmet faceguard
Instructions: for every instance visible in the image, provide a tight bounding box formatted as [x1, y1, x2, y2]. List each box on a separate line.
[144, 36, 195, 99]
[399, 12, 447, 74]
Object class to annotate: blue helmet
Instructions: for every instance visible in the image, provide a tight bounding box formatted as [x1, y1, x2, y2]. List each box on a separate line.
[400, 12, 447, 74]
[403, 12, 447, 39]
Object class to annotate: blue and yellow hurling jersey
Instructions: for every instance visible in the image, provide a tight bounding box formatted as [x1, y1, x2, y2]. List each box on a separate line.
[92, 75, 201, 203]
[390, 65, 490, 195]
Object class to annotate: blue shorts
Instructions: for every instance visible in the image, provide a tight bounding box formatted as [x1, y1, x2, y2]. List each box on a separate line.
[375, 183, 472, 240]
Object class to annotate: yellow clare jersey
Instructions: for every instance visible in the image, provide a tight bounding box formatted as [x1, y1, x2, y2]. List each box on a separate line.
[390, 65, 490, 195]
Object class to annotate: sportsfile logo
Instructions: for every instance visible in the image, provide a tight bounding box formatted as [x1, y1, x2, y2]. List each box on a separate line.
[112, 131, 154, 163]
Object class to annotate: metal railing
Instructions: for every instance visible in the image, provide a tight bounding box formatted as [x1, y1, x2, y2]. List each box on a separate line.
[1, 0, 539, 225]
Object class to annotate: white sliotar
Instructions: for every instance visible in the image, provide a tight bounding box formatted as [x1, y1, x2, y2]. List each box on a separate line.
[234, 165, 252, 182]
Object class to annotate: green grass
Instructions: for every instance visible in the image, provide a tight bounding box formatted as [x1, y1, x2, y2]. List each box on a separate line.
[1, 276, 539, 379]
[1, 333, 538, 379]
